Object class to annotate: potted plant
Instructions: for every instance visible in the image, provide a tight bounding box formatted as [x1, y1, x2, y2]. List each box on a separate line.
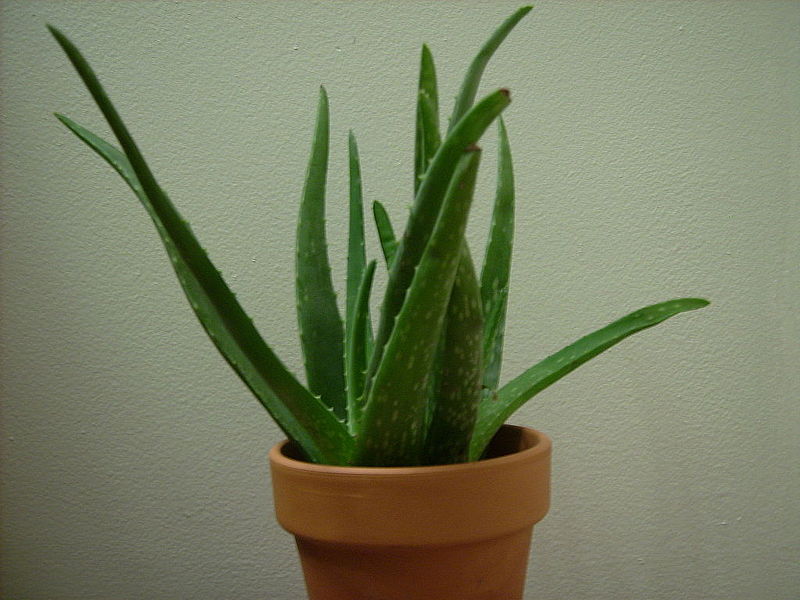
[49, 6, 708, 599]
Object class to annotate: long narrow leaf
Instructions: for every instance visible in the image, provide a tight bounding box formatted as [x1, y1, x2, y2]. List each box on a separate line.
[365, 89, 510, 402]
[346, 131, 367, 329]
[424, 245, 483, 464]
[345, 131, 373, 394]
[296, 87, 347, 419]
[346, 260, 377, 434]
[480, 117, 515, 391]
[53, 112, 353, 465]
[372, 200, 398, 267]
[355, 149, 482, 466]
[50, 26, 352, 464]
[414, 44, 441, 194]
[448, 5, 532, 131]
[469, 298, 710, 459]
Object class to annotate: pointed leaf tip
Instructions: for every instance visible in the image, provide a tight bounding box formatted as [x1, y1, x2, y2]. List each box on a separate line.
[469, 296, 711, 459]
[46, 24, 63, 38]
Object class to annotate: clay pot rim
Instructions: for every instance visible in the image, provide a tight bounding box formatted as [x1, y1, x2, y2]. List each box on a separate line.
[269, 424, 551, 476]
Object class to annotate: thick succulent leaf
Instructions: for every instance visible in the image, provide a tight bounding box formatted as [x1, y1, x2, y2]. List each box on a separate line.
[296, 87, 347, 419]
[53, 114, 353, 465]
[345, 131, 367, 326]
[372, 200, 398, 267]
[345, 131, 373, 385]
[354, 149, 482, 466]
[365, 89, 510, 403]
[415, 44, 441, 194]
[50, 27, 353, 464]
[424, 245, 484, 465]
[346, 131, 367, 330]
[469, 298, 711, 459]
[346, 260, 377, 434]
[448, 5, 532, 131]
[480, 117, 515, 391]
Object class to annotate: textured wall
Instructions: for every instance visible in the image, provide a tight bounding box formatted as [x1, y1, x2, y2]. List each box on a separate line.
[1, 1, 798, 598]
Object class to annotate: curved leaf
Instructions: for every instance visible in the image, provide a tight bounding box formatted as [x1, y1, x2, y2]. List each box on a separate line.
[54, 113, 353, 465]
[50, 27, 353, 464]
[448, 5, 532, 131]
[469, 298, 711, 459]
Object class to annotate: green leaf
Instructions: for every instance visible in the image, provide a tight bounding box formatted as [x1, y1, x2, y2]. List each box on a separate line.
[448, 5, 532, 132]
[424, 245, 484, 464]
[354, 149, 482, 466]
[372, 200, 398, 268]
[480, 117, 515, 391]
[347, 131, 367, 328]
[469, 298, 711, 459]
[345, 131, 373, 387]
[346, 260, 377, 434]
[296, 86, 347, 420]
[52, 114, 353, 465]
[415, 44, 441, 194]
[365, 88, 511, 404]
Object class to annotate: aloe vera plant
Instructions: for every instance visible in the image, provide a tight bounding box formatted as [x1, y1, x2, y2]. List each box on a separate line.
[50, 6, 708, 467]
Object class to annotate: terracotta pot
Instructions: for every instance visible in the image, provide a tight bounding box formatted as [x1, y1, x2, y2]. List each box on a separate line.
[269, 425, 551, 600]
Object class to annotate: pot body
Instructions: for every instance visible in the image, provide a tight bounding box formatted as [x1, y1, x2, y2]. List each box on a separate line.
[269, 425, 551, 600]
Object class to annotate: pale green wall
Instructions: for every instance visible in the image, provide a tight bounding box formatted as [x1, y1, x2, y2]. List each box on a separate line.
[1, 1, 798, 598]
